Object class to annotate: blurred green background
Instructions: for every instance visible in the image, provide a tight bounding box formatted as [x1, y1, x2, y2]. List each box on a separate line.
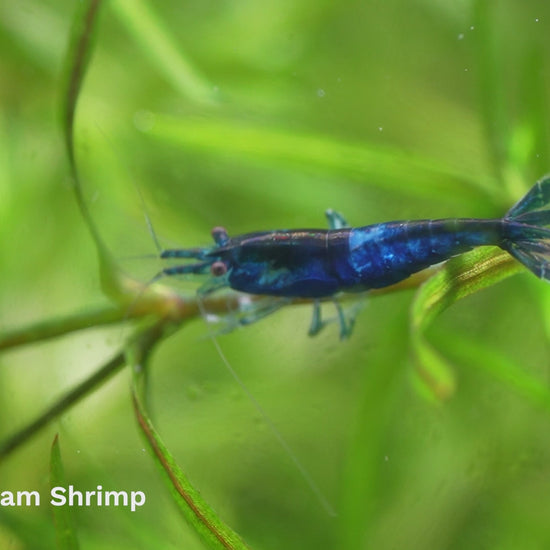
[1, 0, 550, 548]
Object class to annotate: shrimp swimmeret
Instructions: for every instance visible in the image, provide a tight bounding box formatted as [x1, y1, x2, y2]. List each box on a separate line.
[152, 175, 550, 338]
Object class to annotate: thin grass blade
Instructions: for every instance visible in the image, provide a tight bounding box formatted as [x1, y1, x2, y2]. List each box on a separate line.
[50, 435, 80, 550]
[473, 0, 512, 192]
[129, 332, 251, 550]
[0, 510, 56, 550]
[110, 0, 216, 105]
[60, 0, 141, 305]
[0, 353, 126, 460]
[141, 113, 498, 205]
[434, 329, 550, 413]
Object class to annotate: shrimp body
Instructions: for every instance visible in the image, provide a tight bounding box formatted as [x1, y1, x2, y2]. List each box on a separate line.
[217, 219, 501, 298]
[157, 175, 550, 337]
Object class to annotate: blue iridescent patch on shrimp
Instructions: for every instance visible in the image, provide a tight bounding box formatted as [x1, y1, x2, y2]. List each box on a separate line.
[153, 175, 550, 338]
[344, 219, 500, 289]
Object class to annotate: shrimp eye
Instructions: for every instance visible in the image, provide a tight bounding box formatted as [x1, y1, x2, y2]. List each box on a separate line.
[211, 226, 229, 245]
[210, 261, 227, 277]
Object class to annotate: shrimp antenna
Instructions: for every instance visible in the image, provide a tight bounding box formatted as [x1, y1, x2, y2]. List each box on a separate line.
[92, 120, 164, 256]
[134, 180, 163, 255]
[196, 297, 337, 517]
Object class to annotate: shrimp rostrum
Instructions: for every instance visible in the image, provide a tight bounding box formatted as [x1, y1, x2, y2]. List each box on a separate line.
[154, 175, 550, 338]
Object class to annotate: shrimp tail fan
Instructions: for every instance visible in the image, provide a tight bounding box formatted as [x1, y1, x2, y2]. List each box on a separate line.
[502, 174, 550, 281]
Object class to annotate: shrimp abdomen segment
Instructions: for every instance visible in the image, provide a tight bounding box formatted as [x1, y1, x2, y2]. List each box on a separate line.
[344, 219, 502, 289]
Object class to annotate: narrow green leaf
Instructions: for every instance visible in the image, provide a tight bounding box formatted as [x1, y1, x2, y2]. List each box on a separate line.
[534, 281, 550, 344]
[0, 353, 126, 459]
[434, 329, 550, 413]
[132, 391, 251, 549]
[61, 0, 109, 258]
[50, 435, 80, 550]
[411, 247, 522, 333]
[410, 336, 457, 403]
[518, 49, 550, 179]
[61, 0, 139, 305]
[0, 306, 125, 351]
[410, 247, 523, 401]
[473, 0, 511, 190]
[140, 113, 498, 205]
[110, 0, 216, 104]
[129, 333, 251, 550]
[339, 314, 409, 549]
[0, 509, 56, 550]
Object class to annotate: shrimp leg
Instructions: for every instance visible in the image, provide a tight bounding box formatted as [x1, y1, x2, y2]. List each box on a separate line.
[307, 210, 358, 337]
[326, 210, 366, 338]
[308, 299, 363, 339]
[307, 210, 348, 336]
[308, 301, 324, 337]
[325, 209, 349, 230]
[334, 300, 352, 339]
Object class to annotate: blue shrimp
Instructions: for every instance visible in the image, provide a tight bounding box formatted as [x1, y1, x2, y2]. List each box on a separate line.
[154, 175, 550, 338]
